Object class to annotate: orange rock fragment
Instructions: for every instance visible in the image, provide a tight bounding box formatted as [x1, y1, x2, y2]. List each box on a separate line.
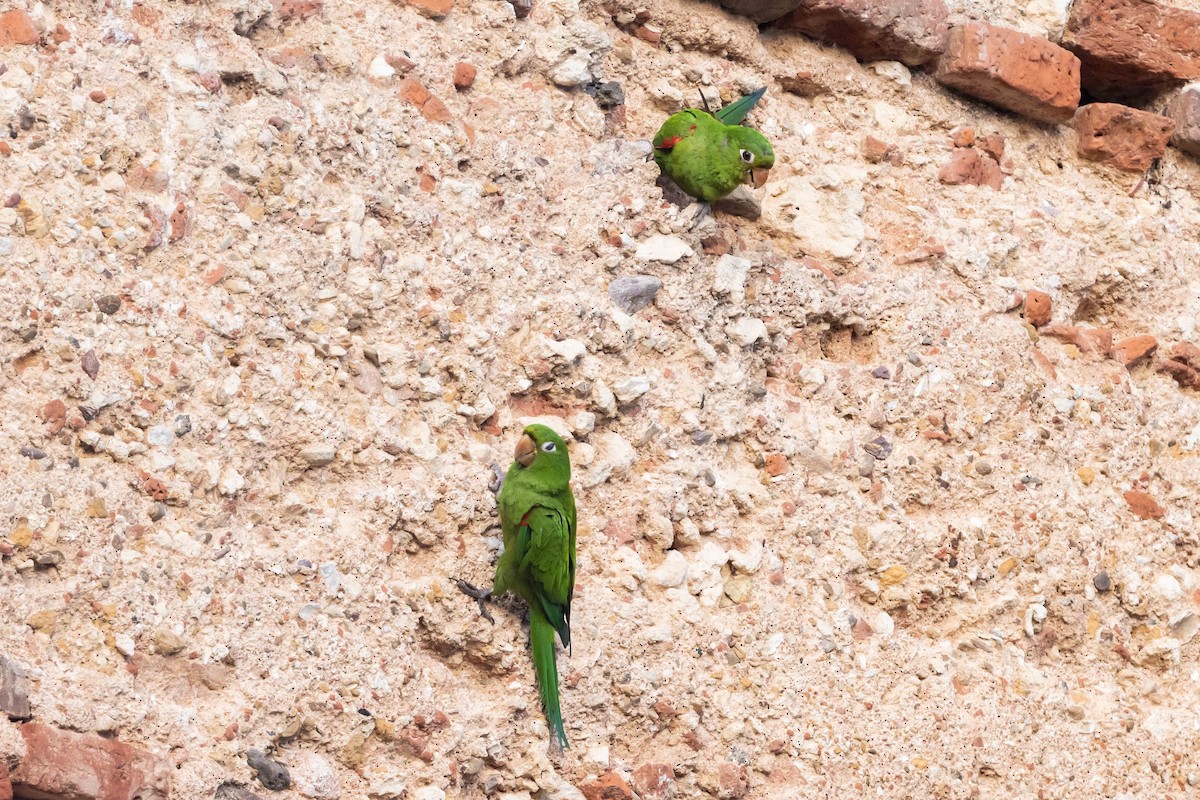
[1123, 490, 1164, 520]
[1023, 290, 1052, 327]
[1112, 334, 1157, 366]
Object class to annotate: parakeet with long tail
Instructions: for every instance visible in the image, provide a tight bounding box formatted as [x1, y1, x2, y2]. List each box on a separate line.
[454, 424, 577, 750]
[652, 87, 775, 203]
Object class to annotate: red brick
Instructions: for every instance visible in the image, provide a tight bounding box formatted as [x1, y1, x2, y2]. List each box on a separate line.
[399, 77, 431, 108]
[409, 0, 453, 17]
[1169, 341, 1200, 367]
[421, 96, 452, 123]
[0, 9, 38, 45]
[1063, 0, 1200, 96]
[1158, 353, 1200, 388]
[979, 133, 1005, 161]
[1164, 87, 1200, 157]
[934, 22, 1080, 124]
[775, 0, 948, 67]
[1074, 103, 1174, 172]
[581, 771, 632, 800]
[862, 135, 894, 162]
[631, 764, 675, 800]
[11, 723, 171, 800]
[453, 62, 476, 90]
[1023, 290, 1052, 327]
[937, 148, 1003, 189]
[1123, 490, 1164, 520]
[1112, 334, 1158, 366]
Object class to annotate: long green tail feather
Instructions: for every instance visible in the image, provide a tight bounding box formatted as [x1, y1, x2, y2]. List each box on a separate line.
[714, 87, 766, 125]
[530, 606, 568, 749]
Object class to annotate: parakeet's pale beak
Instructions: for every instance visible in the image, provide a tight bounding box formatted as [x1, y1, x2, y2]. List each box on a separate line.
[515, 433, 536, 466]
[749, 167, 771, 189]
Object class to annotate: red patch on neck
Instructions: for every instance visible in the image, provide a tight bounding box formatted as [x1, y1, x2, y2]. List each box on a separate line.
[658, 135, 682, 150]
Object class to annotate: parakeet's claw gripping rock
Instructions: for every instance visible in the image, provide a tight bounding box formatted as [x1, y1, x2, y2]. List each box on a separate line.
[451, 578, 495, 624]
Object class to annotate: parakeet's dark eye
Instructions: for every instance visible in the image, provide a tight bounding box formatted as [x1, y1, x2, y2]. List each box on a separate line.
[740, 149, 754, 163]
[541, 442, 557, 453]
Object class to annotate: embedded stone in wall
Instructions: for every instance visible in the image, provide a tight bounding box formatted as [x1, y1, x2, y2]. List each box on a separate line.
[1074, 103, 1175, 172]
[774, 0, 948, 67]
[11, 724, 172, 800]
[717, 0, 804, 23]
[1063, 0, 1200, 96]
[1164, 86, 1200, 156]
[0, 9, 39, 45]
[0, 657, 30, 721]
[934, 23, 1081, 124]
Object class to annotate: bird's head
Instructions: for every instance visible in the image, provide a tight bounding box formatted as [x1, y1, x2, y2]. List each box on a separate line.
[732, 128, 775, 189]
[513, 424, 571, 485]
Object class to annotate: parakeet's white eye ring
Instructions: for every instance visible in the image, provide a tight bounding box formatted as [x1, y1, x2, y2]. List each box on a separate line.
[541, 442, 557, 452]
[739, 149, 754, 163]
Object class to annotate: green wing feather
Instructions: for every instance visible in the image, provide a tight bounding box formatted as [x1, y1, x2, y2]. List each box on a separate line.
[517, 504, 575, 649]
[514, 501, 575, 748]
[714, 87, 766, 125]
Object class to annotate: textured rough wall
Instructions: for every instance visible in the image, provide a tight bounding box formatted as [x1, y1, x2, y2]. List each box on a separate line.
[1, 0, 1200, 799]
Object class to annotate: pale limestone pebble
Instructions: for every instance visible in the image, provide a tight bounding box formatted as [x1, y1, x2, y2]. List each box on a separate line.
[1152, 573, 1183, 601]
[606, 546, 647, 590]
[712, 254, 751, 304]
[612, 375, 650, 403]
[650, 550, 688, 588]
[643, 512, 674, 550]
[687, 541, 729, 603]
[289, 751, 341, 799]
[537, 335, 587, 365]
[635, 234, 693, 264]
[218, 464, 245, 496]
[410, 787, 445, 800]
[300, 443, 337, 467]
[726, 316, 768, 347]
[579, 431, 635, 488]
[728, 539, 763, 574]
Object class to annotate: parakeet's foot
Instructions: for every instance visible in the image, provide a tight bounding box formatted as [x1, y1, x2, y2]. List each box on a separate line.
[688, 202, 713, 231]
[451, 578, 495, 624]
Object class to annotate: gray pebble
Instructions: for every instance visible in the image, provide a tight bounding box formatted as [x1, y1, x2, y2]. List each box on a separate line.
[148, 503, 167, 522]
[1093, 571, 1111, 592]
[713, 185, 762, 220]
[863, 436, 892, 460]
[216, 782, 265, 800]
[19, 446, 46, 459]
[608, 275, 662, 315]
[858, 453, 875, 477]
[174, 415, 192, 437]
[34, 551, 64, 568]
[872, 366, 891, 380]
[96, 295, 122, 315]
[246, 748, 290, 791]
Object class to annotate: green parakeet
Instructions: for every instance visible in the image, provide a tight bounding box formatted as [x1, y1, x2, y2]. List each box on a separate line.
[456, 424, 577, 749]
[652, 87, 776, 203]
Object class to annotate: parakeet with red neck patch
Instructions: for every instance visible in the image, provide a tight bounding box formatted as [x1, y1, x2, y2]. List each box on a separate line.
[652, 87, 775, 204]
